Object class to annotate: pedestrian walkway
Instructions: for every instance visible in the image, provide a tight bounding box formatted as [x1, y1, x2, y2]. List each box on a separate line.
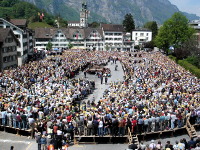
[74, 60, 124, 104]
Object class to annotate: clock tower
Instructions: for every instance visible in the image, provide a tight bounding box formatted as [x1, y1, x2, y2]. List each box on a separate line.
[80, 2, 88, 27]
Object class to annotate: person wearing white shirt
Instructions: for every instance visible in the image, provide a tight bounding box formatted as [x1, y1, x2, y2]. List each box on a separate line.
[170, 112, 176, 129]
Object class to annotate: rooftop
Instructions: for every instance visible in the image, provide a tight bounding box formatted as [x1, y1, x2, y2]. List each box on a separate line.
[101, 24, 125, 32]
[133, 28, 151, 31]
[10, 19, 27, 26]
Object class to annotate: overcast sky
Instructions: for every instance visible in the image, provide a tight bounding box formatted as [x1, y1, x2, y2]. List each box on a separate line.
[169, 0, 200, 17]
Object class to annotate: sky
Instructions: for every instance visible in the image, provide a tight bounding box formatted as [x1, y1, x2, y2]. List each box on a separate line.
[169, 0, 200, 17]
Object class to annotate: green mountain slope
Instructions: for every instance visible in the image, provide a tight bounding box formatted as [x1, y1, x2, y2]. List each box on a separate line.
[22, 0, 108, 23]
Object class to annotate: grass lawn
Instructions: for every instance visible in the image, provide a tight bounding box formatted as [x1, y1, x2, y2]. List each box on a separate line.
[28, 22, 52, 30]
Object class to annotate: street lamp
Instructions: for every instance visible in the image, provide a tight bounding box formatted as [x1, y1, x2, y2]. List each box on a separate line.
[54, 48, 59, 77]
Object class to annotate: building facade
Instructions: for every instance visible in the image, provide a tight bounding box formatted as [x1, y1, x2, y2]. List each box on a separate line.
[132, 28, 152, 46]
[0, 18, 34, 65]
[0, 28, 20, 70]
[35, 2, 134, 52]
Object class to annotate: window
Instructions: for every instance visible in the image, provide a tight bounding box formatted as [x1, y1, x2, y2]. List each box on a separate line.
[135, 37, 137, 40]
[147, 33, 148, 36]
[5, 38, 8, 43]
[13, 28, 16, 30]
[0, 26, 3, 28]
[3, 57, 8, 62]
[8, 47, 12, 52]
[9, 38, 13, 43]
[8, 56, 12, 61]
[15, 34, 20, 39]
[6, 26, 10, 28]
[0, 22, 3, 24]
[140, 33, 144, 36]
[136, 33, 137, 36]
[46, 34, 49, 36]
[57, 31, 61, 33]
[13, 55, 16, 61]
[55, 34, 58, 37]
[146, 37, 149, 40]
[3, 47, 7, 53]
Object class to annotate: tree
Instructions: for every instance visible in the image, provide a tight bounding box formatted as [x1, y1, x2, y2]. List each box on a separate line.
[155, 12, 195, 55]
[155, 20, 171, 55]
[68, 42, 73, 49]
[46, 41, 53, 51]
[56, 17, 68, 28]
[123, 13, 135, 32]
[144, 21, 158, 39]
[105, 44, 109, 51]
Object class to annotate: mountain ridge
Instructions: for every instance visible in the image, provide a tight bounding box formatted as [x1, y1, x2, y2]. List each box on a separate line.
[22, 0, 200, 25]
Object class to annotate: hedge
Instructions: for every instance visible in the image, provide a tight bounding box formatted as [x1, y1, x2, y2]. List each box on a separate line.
[168, 55, 200, 78]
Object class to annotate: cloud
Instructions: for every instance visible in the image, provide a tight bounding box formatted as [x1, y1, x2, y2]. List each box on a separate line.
[169, 0, 200, 16]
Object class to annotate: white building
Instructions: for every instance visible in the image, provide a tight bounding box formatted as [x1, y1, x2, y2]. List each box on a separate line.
[132, 28, 152, 46]
[68, 21, 80, 27]
[0, 18, 34, 65]
[189, 19, 200, 48]
[102, 24, 125, 51]
[34, 27, 104, 51]
[68, 2, 88, 28]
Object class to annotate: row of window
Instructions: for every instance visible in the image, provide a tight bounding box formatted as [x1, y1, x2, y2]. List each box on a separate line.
[54, 34, 65, 37]
[105, 43, 122, 46]
[5, 38, 13, 43]
[105, 33, 122, 36]
[3, 46, 16, 53]
[135, 37, 149, 40]
[36, 44, 67, 47]
[105, 38, 122, 41]
[4, 64, 18, 70]
[86, 44, 103, 46]
[135, 33, 149, 36]
[3, 55, 17, 62]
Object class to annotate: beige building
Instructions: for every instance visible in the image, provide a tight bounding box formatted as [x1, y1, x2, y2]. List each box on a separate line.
[0, 28, 20, 71]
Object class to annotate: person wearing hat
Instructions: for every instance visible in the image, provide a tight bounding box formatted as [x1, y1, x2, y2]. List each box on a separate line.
[149, 140, 156, 150]
[46, 135, 52, 147]
[40, 135, 47, 150]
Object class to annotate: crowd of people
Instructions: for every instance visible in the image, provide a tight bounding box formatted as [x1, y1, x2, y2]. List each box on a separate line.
[129, 136, 200, 150]
[0, 50, 200, 150]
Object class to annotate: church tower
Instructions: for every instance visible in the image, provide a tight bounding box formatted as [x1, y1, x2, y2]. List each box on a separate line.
[80, 2, 88, 27]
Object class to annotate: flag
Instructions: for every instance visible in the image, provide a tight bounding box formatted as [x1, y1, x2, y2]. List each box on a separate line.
[38, 12, 40, 16]
[89, 11, 91, 17]
[42, 13, 44, 17]
[76, 33, 78, 40]
[40, 16, 43, 20]
[95, 32, 97, 41]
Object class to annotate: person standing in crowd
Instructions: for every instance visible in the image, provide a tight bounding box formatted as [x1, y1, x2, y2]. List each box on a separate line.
[36, 132, 41, 150]
[101, 75, 103, 84]
[40, 135, 47, 150]
[118, 118, 124, 137]
[98, 117, 103, 137]
[149, 140, 156, 150]
[10, 146, 14, 150]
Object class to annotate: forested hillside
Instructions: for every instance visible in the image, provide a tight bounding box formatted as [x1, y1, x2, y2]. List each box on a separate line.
[0, 0, 54, 23]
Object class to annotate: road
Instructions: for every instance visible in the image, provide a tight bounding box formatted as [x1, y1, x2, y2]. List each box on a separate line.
[74, 60, 124, 104]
